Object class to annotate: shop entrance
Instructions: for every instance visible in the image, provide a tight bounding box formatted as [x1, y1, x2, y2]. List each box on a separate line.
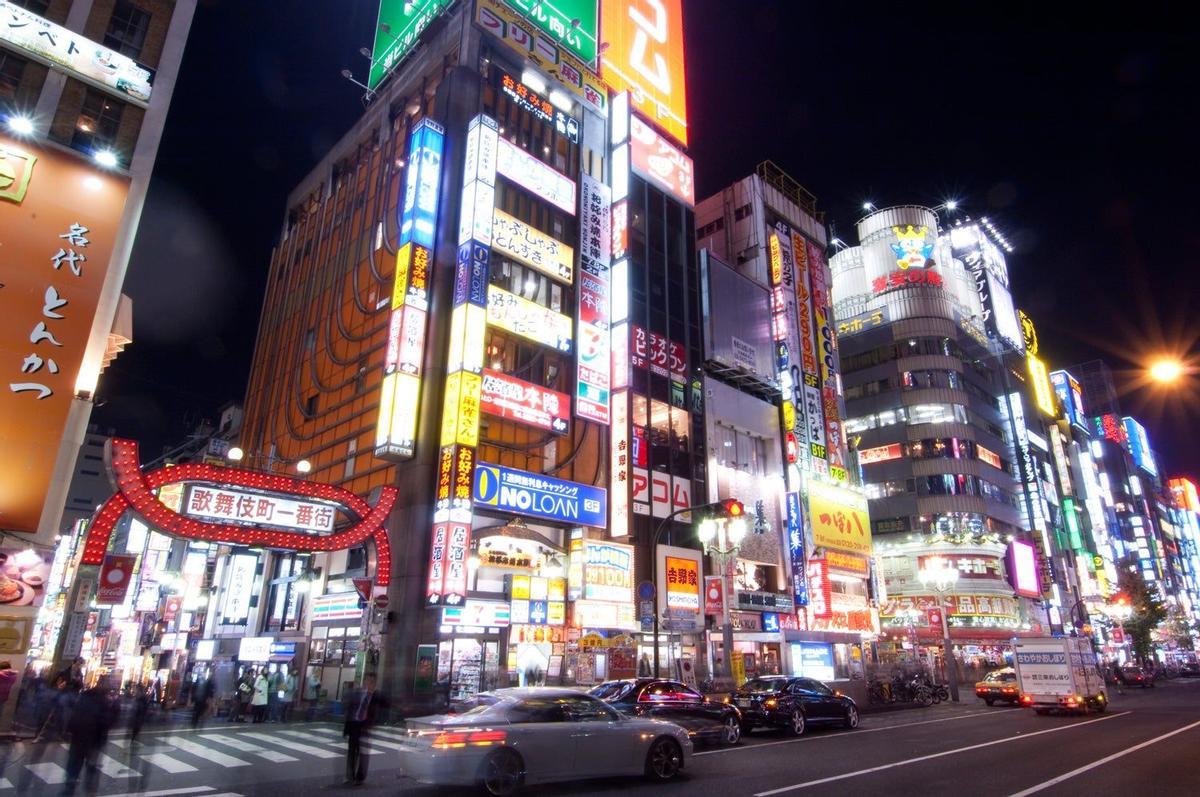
[438, 636, 502, 702]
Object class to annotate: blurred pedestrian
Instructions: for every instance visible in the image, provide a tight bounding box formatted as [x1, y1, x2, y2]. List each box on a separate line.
[279, 668, 297, 723]
[129, 682, 151, 743]
[61, 679, 119, 795]
[342, 674, 387, 786]
[251, 669, 269, 723]
[192, 674, 214, 729]
[268, 667, 283, 722]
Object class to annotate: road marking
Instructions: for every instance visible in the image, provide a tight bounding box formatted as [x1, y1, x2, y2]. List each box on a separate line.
[0, 777, 12, 789]
[305, 726, 409, 751]
[95, 751, 139, 778]
[140, 752, 199, 773]
[197, 734, 298, 763]
[1006, 717, 1200, 796]
[695, 709, 1020, 756]
[242, 732, 340, 759]
[274, 728, 387, 755]
[161, 736, 252, 767]
[753, 711, 1129, 795]
[102, 787, 217, 797]
[24, 762, 67, 784]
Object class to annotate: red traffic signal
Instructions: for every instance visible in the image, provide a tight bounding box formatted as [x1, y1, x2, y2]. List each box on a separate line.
[721, 499, 745, 518]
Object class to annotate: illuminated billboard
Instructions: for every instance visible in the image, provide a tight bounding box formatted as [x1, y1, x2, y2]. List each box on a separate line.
[368, 0, 450, 89]
[487, 285, 573, 352]
[582, 539, 634, 603]
[808, 480, 871, 555]
[479, 369, 569, 433]
[576, 174, 612, 425]
[496, 137, 576, 214]
[1123, 417, 1158, 477]
[987, 274, 1023, 353]
[610, 391, 631, 537]
[858, 443, 903, 465]
[475, 463, 607, 527]
[600, 0, 689, 145]
[502, 0, 598, 64]
[1026, 354, 1057, 417]
[629, 116, 694, 205]
[1005, 540, 1041, 598]
[1050, 369, 1086, 428]
[491, 208, 574, 282]
[398, 119, 445, 249]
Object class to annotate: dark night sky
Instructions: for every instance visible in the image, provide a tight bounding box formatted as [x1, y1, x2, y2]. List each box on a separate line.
[94, 1, 1200, 480]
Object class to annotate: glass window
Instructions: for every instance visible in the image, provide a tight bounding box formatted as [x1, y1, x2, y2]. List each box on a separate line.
[1, 51, 29, 103]
[10, 1, 50, 15]
[508, 697, 568, 723]
[587, 681, 635, 701]
[104, 0, 151, 59]
[70, 88, 124, 155]
[559, 694, 619, 721]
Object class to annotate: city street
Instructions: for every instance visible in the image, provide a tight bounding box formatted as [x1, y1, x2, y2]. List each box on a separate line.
[3, 679, 1200, 796]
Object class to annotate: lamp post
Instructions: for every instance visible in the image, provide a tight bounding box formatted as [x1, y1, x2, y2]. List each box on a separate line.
[697, 511, 748, 681]
[1107, 595, 1134, 664]
[918, 557, 961, 702]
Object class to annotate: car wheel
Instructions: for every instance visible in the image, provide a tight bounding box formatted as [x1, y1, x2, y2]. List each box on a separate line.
[644, 737, 683, 781]
[843, 706, 859, 730]
[721, 716, 742, 745]
[787, 709, 806, 736]
[984, 699, 995, 706]
[478, 748, 524, 797]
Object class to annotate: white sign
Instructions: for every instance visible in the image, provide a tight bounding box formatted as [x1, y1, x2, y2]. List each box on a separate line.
[183, 486, 336, 533]
[496, 137, 576, 214]
[0, 1, 153, 105]
[486, 284, 573, 352]
[491, 208, 574, 282]
[441, 600, 511, 628]
[310, 592, 364, 622]
[195, 639, 216, 661]
[238, 636, 273, 663]
[221, 554, 257, 624]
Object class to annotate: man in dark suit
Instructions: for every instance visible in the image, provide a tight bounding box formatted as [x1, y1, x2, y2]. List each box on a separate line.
[342, 673, 387, 785]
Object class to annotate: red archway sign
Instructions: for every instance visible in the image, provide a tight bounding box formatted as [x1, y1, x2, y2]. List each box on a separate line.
[80, 439, 396, 586]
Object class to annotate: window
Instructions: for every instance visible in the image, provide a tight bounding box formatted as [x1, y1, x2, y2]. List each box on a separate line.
[103, 1, 151, 59]
[303, 393, 319, 417]
[1, 51, 29, 103]
[508, 698, 568, 723]
[263, 554, 308, 632]
[71, 88, 124, 154]
[559, 695, 619, 722]
[10, 1, 50, 14]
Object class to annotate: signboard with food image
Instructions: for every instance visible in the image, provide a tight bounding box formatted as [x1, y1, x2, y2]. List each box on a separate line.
[0, 548, 50, 607]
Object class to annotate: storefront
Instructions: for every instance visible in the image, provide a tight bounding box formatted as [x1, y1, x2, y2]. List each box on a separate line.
[307, 591, 366, 703]
[571, 537, 639, 685]
[437, 599, 509, 701]
[643, 544, 703, 684]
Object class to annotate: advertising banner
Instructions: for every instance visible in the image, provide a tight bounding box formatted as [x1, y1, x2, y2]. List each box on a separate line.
[808, 480, 872, 555]
[508, 574, 566, 626]
[1, 135, 131, 533]
[0, 547, 50, 608]
[479, 369, 569, 433]
[220, 554, 257, 623]
[825, 550, 870, 576]
[600, 0, 688, 144]
[581, 540, 634, 603]
[858, 443, 903, 464]
[474, 462, 607, 527]
[487, 284, 573, 352]
[311, 592, 363, 622]
[576, 174, 612, 424]
[786, 492, 808, 606]
[665, 556, 699, 609]
[368, 0, 451, 88]
[0, 1, 154, 104]
[1006, 540, 1042, 598]
[95, 554, 136, 606]
[490, 208, 574, 282]
[496, 137, 576, 213]
[610, 391, 631, 537]
[631, 325, 687, 382]
[629, 116, 694, 205]
[704, 576, 724, 616]
[806, 559, 832, 619]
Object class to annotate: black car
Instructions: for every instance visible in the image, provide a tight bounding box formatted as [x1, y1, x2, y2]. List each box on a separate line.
[588, 678, 744, 745]
[1119, 665, 1156, 688]
[730, 676, 859, 736]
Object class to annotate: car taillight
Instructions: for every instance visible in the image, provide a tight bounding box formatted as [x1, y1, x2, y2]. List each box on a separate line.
[1020, 695, 1033, 705]
[431, 729, 507, 749]
[764, 698, 778, 708]
[1001, 688, 1016, 694]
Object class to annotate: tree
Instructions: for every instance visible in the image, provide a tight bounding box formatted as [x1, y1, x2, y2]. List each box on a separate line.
[1117, 569, 1167, 665]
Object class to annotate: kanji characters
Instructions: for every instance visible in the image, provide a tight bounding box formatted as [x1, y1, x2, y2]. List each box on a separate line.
[59, 224, 90, 247]
[42, 286, 68, 318]
[51, 248, 86, 276]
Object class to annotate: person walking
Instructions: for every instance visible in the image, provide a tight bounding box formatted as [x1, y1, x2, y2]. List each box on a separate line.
[229, 669, 252, 722]
[267, 667, 283, 722]
[251, 669, 269, 723]
[279, 669, 297, 723]
[129, 682, 151, 744]
[191, 674, 213, 729]
[61, 679, 118, 795]
[342, 674, 387, 786]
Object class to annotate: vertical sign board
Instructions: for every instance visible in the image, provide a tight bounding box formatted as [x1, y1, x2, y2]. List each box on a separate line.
[610, 391, 631, 537]
[600, 0, 689, 146]
[788, 231, 825, 474]
[0, 136, 130, 533]
[806, 239, 846, 481]
[427, 115, 496, 606]
[787, 492, 808, 606]
[377, 119, 444, 459]
[576, 175, 612, 424]
[772, 229, 816, 474]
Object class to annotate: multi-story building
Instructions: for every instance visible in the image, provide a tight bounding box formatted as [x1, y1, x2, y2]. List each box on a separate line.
[234, 0, 698, 703]
[695, 164, 875, 698]
[0, 0, 195, 726]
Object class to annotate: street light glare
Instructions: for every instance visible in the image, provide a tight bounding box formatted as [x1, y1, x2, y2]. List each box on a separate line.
[1150, 359, 1184, 383]
[7, 115, 34, 135]
[226, 446, 244, 461]
[946, 200, 958, 210]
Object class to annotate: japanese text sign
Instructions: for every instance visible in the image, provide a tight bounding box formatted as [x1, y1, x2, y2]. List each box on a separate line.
[369, 0, 450, 89]
[496, 136, 576, 214]
[491, 208, 574, 282]
[601, 0, 689, 145]
[665, 556, 699, 609]
[183, 486, 338, 534]
[502, 0, 598, 64]
[479, 368, 569, 433]
[582, 539, 634, 603]
[808, 480, 872, 554]
[629, 115, 694, 205]
[487, 284, 573, 352]
[474, 462, 607, 527]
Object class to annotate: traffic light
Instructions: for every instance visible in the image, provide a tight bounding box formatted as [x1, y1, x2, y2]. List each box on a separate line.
[721, 498, 745, 518]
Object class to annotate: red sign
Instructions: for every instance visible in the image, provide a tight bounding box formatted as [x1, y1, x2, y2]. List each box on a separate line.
[479, 369, 569, 434]
[825, 550, 870, 576]
[806, 560, 832, 619]
[1098, 414, 1127, 445]
[352, 578, 373, 603]
[96, 554, 136, 605]
[163, 595, 182, 623]
[704, 576, 724, 616]
[1111, 626, 1125, 643]
[373, 594, 389, 610]
[871, 268, 943, 294]
[631, 325, 686, 381]
[858, 443, 903, 465]
[927, 608, 943, 628]
[601, 0, 689, 145]
[629, 116, 694, 205]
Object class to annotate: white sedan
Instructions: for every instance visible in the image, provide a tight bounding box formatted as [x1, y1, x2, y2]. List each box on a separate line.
[397, 687, 693, 795]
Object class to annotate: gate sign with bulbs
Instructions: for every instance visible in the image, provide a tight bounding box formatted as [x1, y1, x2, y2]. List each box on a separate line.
[79, 439, 396, 586]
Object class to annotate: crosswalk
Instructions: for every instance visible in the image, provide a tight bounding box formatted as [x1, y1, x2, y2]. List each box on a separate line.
[0, 723, 414, 792]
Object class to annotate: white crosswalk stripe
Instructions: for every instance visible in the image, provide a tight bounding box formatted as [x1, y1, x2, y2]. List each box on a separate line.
[0, 776, 13, 789]
[161, 736, 251, 767]
[197, 733, 298, 763]
[241, 731, 340, 759]
[96, 751, 139, 778]
[304, 726, 408, 751]
[102, 788, 218, 797]
[141, 752, 199, 773]
[274, 728, 385, 755]
[24, 762, 67, 784]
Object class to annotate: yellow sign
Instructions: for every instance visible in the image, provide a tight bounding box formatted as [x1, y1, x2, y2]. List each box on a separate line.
[455, 372, 482, 447]
[1027, 354, 1057, 417]
[0, 143, 36, 203]
[808, 480, 872, 555]
[491, 208, 574, 283]
[731, 651, 746, 687]
[510, 574, 530, 600]
[440, 372, 462, 447]
[782, 400, 796, 432]
[392, 243, 412, 308]
[487, 284, 573, 352]
[664, 556, 699, 609]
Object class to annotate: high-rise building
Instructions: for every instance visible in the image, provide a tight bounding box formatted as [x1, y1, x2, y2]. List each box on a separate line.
[236, 0, 697, 702]
[1072, 359, 1121, 417]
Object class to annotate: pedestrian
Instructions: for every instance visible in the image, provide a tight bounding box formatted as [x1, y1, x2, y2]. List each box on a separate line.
[229, 669, 252, 722]
[129, 682, 151, 743]
[268, 667, 283, 722]
[279, 668, 297, 723]
[192, 674, 213, 729]
[638, 653, 652, 677]
[305, 670, 321, 720]
[251, 669, 269, 723]
[342, 673, 387, 786]
[61, 678, 119, 795]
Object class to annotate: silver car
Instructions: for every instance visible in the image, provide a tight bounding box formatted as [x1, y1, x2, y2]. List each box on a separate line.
[397, 686, 693, 795]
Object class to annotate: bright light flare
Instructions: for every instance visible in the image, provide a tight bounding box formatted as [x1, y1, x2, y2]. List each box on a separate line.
[1149, 359, 1184, 384]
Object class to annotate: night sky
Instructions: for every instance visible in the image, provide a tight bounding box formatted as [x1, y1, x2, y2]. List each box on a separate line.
[93, 1, 1200, 480]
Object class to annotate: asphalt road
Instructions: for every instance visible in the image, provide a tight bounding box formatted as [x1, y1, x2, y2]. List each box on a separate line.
[3, 679, 1200, 796]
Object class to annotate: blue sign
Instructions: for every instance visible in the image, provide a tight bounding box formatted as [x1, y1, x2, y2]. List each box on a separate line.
[474, 462, 607, 527]
[398, 118, 444, 249]
[1122, 416, 1158, 477]
[796, 642, 834, 680]
[786, 492, 808, 606]
[762, 612, 781, 633]
[269, 642, 296, 657]
[1050, 370, 1086, 429]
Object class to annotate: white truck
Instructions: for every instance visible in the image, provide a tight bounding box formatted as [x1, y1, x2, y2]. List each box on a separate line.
[1012, 636, 1108, 715]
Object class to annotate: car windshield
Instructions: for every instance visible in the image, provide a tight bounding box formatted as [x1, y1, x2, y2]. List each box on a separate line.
[588, 681, 636, 702]
[741, 677, 788, 693]
[984, 671, 1014, 682]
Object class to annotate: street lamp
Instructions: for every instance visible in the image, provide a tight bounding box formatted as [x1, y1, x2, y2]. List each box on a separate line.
[1149, 358, 1185, 384]
[1107, 593, 1134, 663]
[697, 503, 748, 683]
[918, 557, 961, 702]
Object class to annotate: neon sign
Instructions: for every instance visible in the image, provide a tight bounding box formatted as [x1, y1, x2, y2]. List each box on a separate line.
[479, 368, 569, 433]
[496, 137, 576, 214]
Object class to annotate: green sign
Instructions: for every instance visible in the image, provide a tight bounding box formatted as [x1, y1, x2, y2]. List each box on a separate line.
[504, 0, 598, 64]
[369, 0, 450, 89]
